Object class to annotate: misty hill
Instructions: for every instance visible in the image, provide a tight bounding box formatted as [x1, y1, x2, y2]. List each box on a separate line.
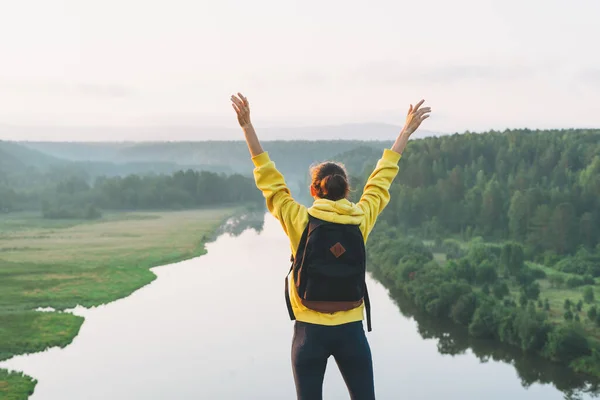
[0, 141, 233, 188]
[330, 146, 383, 176]
[0, 141, 63, 170]
[0, 141, 70, 190]
[19, 139, 395, 181]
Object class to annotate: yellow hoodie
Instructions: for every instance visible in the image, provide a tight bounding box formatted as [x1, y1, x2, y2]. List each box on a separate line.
[251, 148, 402, 326]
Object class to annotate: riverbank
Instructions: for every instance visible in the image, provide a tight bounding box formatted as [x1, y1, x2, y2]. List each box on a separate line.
[0, 207, 241, 400]
[366, 225, 600, 381]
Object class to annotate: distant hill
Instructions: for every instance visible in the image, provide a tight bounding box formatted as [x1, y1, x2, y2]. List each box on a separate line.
[19, 139, 396, 169]
[257, 123, 440, 141]
[0, 140, 63, 170]
[18, 139, 399, 194]
[0, 141, 69, 190]
[0, 141, 233, 193]
[330, 146, 383, 175]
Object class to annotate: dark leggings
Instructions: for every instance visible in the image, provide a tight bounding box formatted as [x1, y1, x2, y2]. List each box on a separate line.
[291, 320, 375, 400]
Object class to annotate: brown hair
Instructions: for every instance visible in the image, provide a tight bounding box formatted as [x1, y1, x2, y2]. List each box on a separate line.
[310, 161, 350, 201]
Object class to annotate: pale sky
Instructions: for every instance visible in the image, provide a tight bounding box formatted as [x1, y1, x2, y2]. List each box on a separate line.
[0, 0, 599, 139]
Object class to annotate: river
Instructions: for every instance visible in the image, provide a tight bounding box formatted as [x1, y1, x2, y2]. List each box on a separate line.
[1, 212, 599, 399]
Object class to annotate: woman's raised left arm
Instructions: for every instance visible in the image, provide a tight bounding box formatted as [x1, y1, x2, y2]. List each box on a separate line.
[230, 93, 308, 247]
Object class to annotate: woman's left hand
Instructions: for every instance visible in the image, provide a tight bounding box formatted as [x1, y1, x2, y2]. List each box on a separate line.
[231, 93, 251, 128]
[401, 99, 431, 137]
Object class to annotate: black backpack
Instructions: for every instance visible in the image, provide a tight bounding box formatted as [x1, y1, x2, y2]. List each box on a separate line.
[285, 214, 372, 332]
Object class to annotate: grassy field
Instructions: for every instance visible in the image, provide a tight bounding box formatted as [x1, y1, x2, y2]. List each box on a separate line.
[433, 252, 447, 265]
[0, 207, 239, 400]
[521, 262, 600, 342]
[0, 370, 36, 400]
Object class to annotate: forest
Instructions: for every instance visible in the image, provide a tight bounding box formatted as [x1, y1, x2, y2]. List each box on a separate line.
[337, 128, 600, 377]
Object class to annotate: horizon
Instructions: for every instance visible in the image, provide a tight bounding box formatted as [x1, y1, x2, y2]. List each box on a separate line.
[2, 122, 440, 142]
[3, 122, 597, 143]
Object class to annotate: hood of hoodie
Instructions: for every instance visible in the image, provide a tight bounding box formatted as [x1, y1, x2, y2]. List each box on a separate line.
[307, 198, 365, 225]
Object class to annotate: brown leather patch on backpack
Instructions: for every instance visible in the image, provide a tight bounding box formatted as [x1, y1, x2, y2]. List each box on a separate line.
[301, 299, 363, 313]
[330, 242, 346, 258]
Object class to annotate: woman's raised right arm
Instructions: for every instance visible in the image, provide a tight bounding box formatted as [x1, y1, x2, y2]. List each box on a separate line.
[391, 99, 431, 155]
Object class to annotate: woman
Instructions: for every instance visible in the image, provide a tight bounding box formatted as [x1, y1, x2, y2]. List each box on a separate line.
[231, 93, 431, 400]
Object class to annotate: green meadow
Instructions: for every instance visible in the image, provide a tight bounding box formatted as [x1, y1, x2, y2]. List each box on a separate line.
[0, 208, 238, 400]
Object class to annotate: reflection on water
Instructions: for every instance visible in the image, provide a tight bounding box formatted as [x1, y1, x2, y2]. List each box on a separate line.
[216, 209, 266, 237]
[370, 268, 600, 400]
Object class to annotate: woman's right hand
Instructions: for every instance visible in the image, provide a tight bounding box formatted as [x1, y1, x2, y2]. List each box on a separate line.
[401, 99, 431, 137]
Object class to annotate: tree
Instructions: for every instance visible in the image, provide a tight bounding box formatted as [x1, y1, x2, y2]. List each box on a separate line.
[517, 269, 536, 287]
[451, 293, 478, 325]
[519, 293, 528, 308]
[514, 306, 551, 353]
[527, 205, 553, 254]
[584, 286, 595, 304]
[480, 179, 504, 236]
[587, 306, 597, 321]
[544, 298, 550, 311]
[492, 282, 509, 299]
[579, 212, 598, 250]
[564, 310, 574, 321]
[469, 303, 498, 339]
[564, 299, 572, 311]
[576, 300, 583, 312]
[468, 244, 496, 268]
[523, 282, 540, 300]
[476, 260, 498, 285]
[500, 242, 525, 276]
[588, 306, 598, 322]
[508, 190, 528, 240]
[543, 324, 591, 363]
[549, 203, 578, 255]
[482, 284, 490, 295]
[449, 259, 475, 283]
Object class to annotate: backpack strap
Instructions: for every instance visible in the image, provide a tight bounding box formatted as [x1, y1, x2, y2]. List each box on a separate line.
[285, 215, 318, 321]
[284, 263, 296, 321]
[294, 215, 325, 289]
[364, 283, 372, 332]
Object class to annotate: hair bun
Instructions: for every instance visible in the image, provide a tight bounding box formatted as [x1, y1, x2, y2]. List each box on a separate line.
[320, 174, 346, 200]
